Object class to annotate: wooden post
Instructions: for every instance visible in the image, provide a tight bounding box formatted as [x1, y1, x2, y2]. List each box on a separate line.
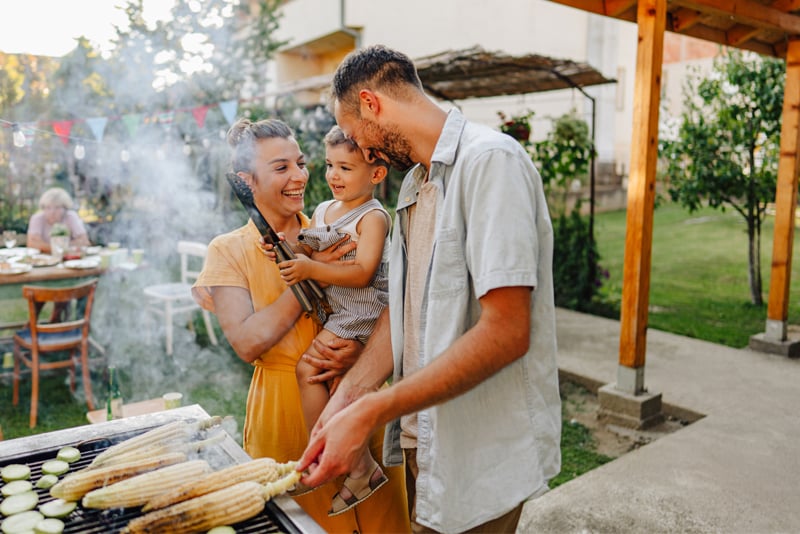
[765, 39, 800, 342]
[617, 0, 666, 394]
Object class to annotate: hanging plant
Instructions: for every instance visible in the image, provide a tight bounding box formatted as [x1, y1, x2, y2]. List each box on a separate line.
[497, 110, 534, 144]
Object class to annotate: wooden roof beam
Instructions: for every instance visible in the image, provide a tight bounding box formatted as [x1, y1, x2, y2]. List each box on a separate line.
[604, 0, 637, 16]
[670, 7, 703, 31]
[671, 0, 800, 34]
[726, 23, 763, 47]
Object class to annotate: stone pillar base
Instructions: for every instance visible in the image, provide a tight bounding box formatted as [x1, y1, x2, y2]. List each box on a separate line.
[748, 332, 800, 359]
[598, 383, 664, 430]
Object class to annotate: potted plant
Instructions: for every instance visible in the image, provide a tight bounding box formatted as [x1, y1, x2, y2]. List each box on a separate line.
[497, 110, 535, 144]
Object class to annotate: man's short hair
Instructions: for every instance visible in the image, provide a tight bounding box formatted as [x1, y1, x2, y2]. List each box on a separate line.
[331, 45, 423, 117]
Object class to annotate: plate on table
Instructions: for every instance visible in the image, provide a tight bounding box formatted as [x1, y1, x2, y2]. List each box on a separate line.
[85, 245, 103, 255]
[63, 258, 101, 270]
[0, 247, 39, 258]
[0, 262, 33, 275]
[20, 254, 61, 267]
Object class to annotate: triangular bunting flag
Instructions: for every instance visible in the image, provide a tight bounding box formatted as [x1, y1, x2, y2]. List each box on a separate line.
[122, 114, 142, 138]
[192, 105, 209, 129]
[85, 117, 108, 142]
[52, 120, 73, 145]
[218, 100, 238, 126]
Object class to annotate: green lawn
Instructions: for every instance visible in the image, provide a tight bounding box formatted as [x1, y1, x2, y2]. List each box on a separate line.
[594, 203, 800, 348]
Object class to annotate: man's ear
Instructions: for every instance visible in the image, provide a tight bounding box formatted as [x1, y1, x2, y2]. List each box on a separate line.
[371, 165, 388, 184]
[359, 89, 380, 119]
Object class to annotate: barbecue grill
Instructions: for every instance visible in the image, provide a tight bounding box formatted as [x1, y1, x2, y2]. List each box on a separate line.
[0, 405, 323, 534]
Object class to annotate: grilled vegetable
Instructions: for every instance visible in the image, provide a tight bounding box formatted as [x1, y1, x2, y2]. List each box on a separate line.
[55, 447, 80, 464]
[1, 481, 33, 497]
[0, 510, 44, 533]
[142, 457, 281, 512]
[88, 417, 223, 469]
[1, 465, 30, 483]
[40, 461, 69, 477]
[82, 460, 211, 509]
[38, 499, 77, 519]
[33, 517, 64, 534]
[35, 475, 59, 491]
[50, 452, 187, 502]
[0, 491, 39, 516]
[123, 481, 268, 534]
[123, 470, 302, 534]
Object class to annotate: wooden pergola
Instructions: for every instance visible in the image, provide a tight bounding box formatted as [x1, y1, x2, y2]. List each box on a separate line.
[548, 0, 800, 396]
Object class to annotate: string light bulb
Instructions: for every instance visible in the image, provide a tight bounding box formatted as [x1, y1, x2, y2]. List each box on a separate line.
[74, 143, 86, 160]
[120, 148, 130, 162]
[12, 124, 26, 148]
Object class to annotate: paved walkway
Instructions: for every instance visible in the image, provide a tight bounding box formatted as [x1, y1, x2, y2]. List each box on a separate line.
[519, 308, 800, 534]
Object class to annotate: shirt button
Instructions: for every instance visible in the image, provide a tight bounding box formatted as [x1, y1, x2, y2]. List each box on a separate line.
[404, 196, 411, 202]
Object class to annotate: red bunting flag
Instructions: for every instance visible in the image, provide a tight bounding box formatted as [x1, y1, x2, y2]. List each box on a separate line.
[192, 105, 209, 129]
[52, 120, 74, 145]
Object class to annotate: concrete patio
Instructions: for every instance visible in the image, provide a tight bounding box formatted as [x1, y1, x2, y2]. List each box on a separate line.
[519, 308, 800, 534]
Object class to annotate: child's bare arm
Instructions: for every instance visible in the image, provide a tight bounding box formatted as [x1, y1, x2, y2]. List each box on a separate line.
[278, 210, 388, 288]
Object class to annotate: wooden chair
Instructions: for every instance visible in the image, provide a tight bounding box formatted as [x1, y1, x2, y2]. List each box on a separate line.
[12, 279, 99, 428]
[143, 240, 218, 355]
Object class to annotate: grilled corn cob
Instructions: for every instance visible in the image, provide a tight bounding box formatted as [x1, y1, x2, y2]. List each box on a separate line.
[142, 457, 281, 512]
[49, 452, 187, 501]
[86, 432, 225, 469]
[88, 416, 222, 468]
[123, 470, 302, 534]
[82, 460, 211, 509]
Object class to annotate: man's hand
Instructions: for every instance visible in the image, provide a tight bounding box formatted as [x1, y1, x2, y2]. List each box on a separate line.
[303, 336, 362, 385]
[297, 393, 377, 488]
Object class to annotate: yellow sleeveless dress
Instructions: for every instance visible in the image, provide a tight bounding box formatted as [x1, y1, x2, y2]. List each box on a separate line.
[193, 219, 410, 533]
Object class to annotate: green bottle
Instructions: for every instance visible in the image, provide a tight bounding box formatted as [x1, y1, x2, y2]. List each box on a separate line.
[106, 367, 124, 420]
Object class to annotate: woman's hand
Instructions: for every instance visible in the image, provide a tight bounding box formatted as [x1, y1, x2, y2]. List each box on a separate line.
[302, 336, 363, 384]
[257, 235, 281, 263]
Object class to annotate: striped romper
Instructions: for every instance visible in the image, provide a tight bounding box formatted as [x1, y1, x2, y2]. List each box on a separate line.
[298, 198, 390, 343]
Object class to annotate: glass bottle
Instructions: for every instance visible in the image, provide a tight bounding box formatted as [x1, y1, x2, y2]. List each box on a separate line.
[107, 366, 124, 420]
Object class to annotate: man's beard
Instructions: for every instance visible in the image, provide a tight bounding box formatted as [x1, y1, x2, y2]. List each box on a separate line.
[365, 121, 415, 172]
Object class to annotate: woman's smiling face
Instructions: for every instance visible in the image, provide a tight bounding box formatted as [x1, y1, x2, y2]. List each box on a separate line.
[246, 136, 309, 220]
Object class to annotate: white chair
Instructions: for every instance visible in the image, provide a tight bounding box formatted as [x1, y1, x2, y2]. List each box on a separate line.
[143, 240, 218, 355]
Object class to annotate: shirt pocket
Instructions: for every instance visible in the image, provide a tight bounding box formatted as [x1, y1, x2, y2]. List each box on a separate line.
[429, 228, 468, 298]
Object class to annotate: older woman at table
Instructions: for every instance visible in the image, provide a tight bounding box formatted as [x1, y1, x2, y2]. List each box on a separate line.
[192, 118, 410, 533]
[26, 187, 91, 253]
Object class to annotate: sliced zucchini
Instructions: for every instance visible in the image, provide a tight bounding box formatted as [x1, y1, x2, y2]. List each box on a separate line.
[1, 510, 44, 534]
[35, 476, 59, 491]
[37, 500, 76, 519]
[0, 491, 39, 516]
[33, 518, 64, 534]
[1, 481, 33, 498]
[207, 527, 236, 534]
[0, 465, 30, 483]
[55, 447, 80, 464]
[39, 461, 69, 477]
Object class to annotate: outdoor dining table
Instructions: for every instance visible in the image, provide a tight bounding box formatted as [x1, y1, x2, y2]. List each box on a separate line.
[0, 262, 106, 300]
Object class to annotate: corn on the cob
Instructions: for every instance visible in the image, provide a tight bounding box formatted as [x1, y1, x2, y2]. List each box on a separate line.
[88, 416, 222, 468]
[87, 431, 225, 469]
[82, 460, 211, 509]
[122, 470, 303, 534]
[142, 457, 281, 512]
[49, 452, 187, 502]
[123, 481, 266, 534]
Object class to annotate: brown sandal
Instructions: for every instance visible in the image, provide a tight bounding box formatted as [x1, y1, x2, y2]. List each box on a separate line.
[328, 463, 389, 516]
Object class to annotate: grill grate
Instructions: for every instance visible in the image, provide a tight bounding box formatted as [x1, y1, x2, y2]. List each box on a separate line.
[0, 428, 301, 534]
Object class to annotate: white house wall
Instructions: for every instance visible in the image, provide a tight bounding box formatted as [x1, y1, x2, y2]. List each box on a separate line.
[271, 0, 710, 191]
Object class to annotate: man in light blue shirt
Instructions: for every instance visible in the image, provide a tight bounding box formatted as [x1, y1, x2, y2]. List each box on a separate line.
[299, 45, 561, 533]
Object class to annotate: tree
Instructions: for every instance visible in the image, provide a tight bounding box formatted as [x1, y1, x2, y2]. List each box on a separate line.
[660, 50, 784, 306]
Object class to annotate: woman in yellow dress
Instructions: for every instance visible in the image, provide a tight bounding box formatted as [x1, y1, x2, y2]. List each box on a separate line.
[192, 118, 409, 533]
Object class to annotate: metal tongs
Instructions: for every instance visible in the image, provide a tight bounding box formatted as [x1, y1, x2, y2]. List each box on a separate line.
[226, 173, 331, 324]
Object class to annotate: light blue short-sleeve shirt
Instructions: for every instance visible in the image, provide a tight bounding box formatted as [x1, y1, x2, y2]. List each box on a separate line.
[384, 109, 561, 533]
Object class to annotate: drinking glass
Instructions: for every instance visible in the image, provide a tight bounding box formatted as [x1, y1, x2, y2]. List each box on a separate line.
[3, 230, 17, 249]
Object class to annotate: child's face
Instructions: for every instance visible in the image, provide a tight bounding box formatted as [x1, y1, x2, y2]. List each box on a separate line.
[325, 144, 378, 203]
